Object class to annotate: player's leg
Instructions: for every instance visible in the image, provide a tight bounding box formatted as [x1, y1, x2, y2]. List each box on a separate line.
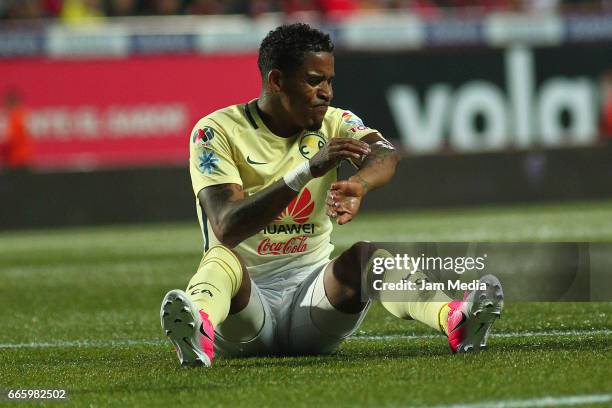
[282, 241, 455, 354]
[322, 242, 504, 353]
[161, 245, 272, 366]
[280, 258, 371, 355]
[187, 245, 250, 327]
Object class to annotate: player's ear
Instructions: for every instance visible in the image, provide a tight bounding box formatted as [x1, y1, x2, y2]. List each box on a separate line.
[268, 69, 282, 93]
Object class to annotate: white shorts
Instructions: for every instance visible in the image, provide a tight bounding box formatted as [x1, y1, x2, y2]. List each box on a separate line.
[214, 260, 370, 356]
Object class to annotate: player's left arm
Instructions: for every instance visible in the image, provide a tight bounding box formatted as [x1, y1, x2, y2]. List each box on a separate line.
[327, 132, 400, 225]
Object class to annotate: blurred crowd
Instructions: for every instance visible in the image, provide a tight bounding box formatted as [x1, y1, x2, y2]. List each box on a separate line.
[0, 0, 609, 21]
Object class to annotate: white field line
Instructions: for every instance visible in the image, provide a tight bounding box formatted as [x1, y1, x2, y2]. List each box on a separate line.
[421, 393, 612, 408]
[0, 329, 610, 350]
[353, 328, 612, 341]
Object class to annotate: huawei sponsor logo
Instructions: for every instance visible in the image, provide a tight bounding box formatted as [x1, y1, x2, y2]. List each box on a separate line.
[258, 189, 315, 255]
[257, 235, 308, 255]
[275, 188, 314, 224]
[261, 188, 316, 235]
[262, 223, 315, 234]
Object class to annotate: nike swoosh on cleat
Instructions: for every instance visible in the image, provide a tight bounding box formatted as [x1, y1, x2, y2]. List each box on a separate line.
[247, 156, 267, 165]
[199, 324, 213, 341]
[450, 313, 468, 333]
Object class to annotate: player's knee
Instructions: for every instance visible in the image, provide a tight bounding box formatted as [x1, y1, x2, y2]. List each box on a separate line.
[348, 241, 377, 269]
[335, 241, 376, 289]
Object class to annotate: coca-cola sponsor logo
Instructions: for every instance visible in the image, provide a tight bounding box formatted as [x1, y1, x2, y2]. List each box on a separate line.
[257, 235, 308, 255]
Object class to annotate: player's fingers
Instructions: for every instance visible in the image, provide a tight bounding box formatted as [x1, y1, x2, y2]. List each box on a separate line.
[326, 196, 338, 208]
[331, 180, 348, 189]
[330, 181, 349, 193]
[329, 140, 370, 155]
[336, 202, 354, 215]
[330, 138, 370, 153]
[326, 192, 337, 215]
[326, 190, 339, 206]
[330, 149, 362, 161]
[337, 213, 353, 225]
[331, 141, 370, 155]
[331, 180, 362, 195]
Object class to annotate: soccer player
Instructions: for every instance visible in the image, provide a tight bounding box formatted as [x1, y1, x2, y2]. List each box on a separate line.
[160, 23, 504, 366]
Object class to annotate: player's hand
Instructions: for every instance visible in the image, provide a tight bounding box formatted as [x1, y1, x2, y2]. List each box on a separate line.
[326, 180, 365, 225]
[309, 138, 370, 178]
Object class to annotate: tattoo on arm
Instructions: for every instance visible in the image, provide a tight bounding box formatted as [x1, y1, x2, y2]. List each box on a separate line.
[350, 138, 399, 193]
[362, 140, 396, 168]
[198, 179, 296, 247]
[199, 184, 244, 233]
[353, 173, 371, 193]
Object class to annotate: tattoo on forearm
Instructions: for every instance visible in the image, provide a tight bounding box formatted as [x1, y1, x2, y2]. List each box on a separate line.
[354, 173, 371, 193]
[200, 180, 296, 245]
[363, 140, 396, 167]
[204, 184, 240, 215]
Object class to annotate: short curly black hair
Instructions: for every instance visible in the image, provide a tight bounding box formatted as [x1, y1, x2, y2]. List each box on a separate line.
[258, 23, 334, 79]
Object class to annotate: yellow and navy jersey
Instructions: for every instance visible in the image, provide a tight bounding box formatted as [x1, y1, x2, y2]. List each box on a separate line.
[189, 99, 378, 280]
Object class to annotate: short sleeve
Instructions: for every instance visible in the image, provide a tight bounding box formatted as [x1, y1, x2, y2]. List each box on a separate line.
[189, 119, 242, 197]
[335, 110, 379, 140]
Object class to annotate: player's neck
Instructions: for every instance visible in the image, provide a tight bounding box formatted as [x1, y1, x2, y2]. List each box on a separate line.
[256, 97, 301, 138]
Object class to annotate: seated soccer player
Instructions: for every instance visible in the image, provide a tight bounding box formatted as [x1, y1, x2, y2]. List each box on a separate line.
[160, 23, 504, 366]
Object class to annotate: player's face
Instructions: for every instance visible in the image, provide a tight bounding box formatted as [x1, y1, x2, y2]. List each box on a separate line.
[281, 51, 334, 131]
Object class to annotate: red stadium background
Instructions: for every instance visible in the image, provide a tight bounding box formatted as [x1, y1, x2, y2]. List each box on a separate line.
[0, 54, 260, 169]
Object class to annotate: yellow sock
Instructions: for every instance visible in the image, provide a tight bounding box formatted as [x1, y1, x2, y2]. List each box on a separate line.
[186, 245, 243, 327]
[438, 303, 452, 335]
[370, 250, 453, 334]
[383, 299, 451, 334]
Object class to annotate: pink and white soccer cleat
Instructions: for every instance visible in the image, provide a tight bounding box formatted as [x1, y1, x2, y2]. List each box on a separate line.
[447, 274, 504, 353]
[160, 289, 215, 367]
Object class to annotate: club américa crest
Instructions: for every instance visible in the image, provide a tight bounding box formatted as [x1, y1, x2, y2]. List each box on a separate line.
[299, 132, 326, 159]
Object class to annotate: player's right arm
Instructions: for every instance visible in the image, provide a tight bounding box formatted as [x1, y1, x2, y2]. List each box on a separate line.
[199, 180, 294, 248]
[194, 128, 368, 248]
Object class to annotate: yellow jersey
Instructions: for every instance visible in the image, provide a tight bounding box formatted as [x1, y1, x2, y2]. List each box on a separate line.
[189, 99, 377, 279]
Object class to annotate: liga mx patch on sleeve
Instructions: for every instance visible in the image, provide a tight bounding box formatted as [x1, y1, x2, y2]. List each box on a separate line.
[192, 127, 216, 148]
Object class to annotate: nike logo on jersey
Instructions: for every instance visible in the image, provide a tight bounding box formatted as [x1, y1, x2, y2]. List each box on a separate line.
[247, 156, 267, 165]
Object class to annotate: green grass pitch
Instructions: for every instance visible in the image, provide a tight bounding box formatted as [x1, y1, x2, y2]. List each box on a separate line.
[1, 200, 611, 407]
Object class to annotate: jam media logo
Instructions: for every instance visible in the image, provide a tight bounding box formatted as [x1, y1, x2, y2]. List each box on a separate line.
[192, 126, 215, 147]
[275, 188, 314, 224]
[257, 236, 308, 255]
[299, 132, 326, 159]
